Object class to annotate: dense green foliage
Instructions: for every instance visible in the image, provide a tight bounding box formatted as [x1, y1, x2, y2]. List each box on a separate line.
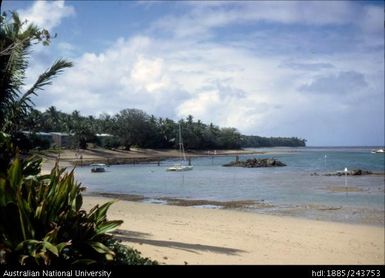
[104, 238, 156, 265]
[21, 107, 244, 150]
[0, 132, 119, 265]
[21, 107, 306, 150]
[0, 133, 156, 265]
[241, 135, 306, 148]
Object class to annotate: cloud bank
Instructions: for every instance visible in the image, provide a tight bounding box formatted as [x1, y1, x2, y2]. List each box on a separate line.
[19, 1, 384, 146]
[19, 0, 74, 31]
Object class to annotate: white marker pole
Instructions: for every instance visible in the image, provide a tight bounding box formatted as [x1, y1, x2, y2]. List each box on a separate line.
[344, 167, 348, 195]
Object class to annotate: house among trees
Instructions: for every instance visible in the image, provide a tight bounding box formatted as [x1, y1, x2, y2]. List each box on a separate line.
[22, 131, 71, 148]
[50, 132, 72, 148]
[22, 131, 115, 149]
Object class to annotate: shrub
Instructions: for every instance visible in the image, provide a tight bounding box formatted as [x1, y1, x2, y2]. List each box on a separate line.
[0, 133, 154, 266]
[0, 158, 123, 265]
[104, 238, 157, 265]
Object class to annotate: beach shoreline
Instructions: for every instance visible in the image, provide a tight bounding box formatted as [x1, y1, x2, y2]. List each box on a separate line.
[39, 147, 262, 174]
[82, 195, 385, 265]
[84, 191, 385, 227]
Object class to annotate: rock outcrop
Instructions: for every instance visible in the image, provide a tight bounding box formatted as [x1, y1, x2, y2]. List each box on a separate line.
[223, 158, 286, 168]
[324, 169, 373, 176]
[311, 169, 374, 176]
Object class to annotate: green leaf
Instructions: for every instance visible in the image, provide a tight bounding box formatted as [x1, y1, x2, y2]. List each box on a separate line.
[15, 239, 40, 251]
[105, 253, 114, 261]
[35, 203, 43, 218]
[88, 241, 115, 255]
[89, 201, 114, 224]
[56, 241, 71, 252]
[0, 178, 11, 206]
[42, 241, 59, 257]
[8, 158, 22, 189]
[71, 259, 96, 265]
[43, 228, 58, 242]
[71, 193, 82, 211]
[95, 220, 123, 235]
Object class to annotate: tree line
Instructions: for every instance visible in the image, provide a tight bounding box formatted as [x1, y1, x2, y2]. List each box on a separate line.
[241, 135, 306, 148]
[20, 106, 306, 150]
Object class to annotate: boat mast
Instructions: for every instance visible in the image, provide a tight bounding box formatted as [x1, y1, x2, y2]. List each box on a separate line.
[179, 124, 187, 163]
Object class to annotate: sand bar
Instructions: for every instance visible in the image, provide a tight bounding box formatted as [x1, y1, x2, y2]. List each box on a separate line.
[83, 196, 384, 265]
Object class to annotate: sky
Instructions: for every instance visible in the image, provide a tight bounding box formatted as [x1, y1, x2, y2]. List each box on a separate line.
[2, 0, 384, 146]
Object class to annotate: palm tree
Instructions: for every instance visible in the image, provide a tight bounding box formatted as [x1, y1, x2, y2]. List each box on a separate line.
[0, 12, 72, 134]
[46, 106, 62, 131]
[21, 108, 43, 132]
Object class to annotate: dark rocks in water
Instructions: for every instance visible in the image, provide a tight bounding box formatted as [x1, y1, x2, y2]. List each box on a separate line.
[350, 169, 372, 175]
[223, 158, 286, 168]
[323, 169, 373, 176]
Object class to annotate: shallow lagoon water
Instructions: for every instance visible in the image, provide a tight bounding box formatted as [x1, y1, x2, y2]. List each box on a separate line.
[75, 147, 384, 225]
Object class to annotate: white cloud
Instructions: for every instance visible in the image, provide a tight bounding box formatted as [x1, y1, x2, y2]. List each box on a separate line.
[153, 1, 365, 38]
[300, 71, 368, 95]
[27, 1, 383, 146]
[19, 0, 75, 30]
[130, 56, 170, 92]
[34, 31, 383, 145]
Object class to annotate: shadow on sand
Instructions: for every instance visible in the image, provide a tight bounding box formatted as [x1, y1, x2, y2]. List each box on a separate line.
[113, 229, 245, 255]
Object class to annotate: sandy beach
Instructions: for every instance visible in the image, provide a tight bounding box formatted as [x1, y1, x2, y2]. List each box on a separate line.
[83, 196, 384, 265]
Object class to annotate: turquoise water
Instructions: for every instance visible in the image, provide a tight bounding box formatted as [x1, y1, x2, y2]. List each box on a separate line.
[75, 147, 384, 224]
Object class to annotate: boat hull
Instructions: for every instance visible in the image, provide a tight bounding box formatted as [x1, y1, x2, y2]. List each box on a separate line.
[167, 165, 193, 172]
[91, 167, 106, 173]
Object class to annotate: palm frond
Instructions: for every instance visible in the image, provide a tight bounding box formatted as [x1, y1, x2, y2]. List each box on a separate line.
[0, 12, 72, 133]
[21, 59, 73, 103]
[8, 60, 72, 132]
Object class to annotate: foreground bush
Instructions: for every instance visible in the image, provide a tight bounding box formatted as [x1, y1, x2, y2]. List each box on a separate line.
[0, 133, 156, 265]
[104, 238, 156, 265]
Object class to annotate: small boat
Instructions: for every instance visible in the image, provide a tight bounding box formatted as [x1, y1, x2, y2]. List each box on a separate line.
[371, 148, 384, 154]
[167, 164, 193, 172]
[167, 124, 193, 172]
[91, 163, 107, 173]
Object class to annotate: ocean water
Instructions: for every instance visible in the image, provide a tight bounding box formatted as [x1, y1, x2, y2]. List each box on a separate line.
[75, 147, 385, 225]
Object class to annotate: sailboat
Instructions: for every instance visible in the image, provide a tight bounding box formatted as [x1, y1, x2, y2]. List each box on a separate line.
[371, 148, 384, 154]
[167, 124, 193, 171]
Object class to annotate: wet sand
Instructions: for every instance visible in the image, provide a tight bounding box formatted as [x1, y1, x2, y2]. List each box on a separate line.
[83, 196, 385, 265]
[84, 192, 384, 226]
